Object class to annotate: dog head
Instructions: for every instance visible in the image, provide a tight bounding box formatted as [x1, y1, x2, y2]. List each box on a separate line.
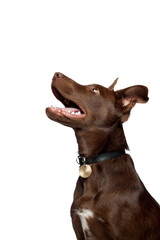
[46, 73, 149, 129]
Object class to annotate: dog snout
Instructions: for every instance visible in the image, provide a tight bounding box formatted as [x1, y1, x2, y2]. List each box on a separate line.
[54, 72, 64, 79]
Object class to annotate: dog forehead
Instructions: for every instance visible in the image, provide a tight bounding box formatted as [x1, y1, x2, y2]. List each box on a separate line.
[84, 84, 116, 109]
[98, 84, 116, 99]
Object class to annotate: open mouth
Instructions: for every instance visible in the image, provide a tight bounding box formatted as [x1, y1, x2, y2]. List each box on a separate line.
[49, 86, 86, 119]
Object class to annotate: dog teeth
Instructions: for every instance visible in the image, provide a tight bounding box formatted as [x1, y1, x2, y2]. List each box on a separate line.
[71, 111, 78, 115]
[74, 111, 81, 115]
[61, 109, 82, 115]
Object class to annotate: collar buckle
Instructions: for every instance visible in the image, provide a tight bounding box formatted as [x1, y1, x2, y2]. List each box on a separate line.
[76, 156, 86, 165]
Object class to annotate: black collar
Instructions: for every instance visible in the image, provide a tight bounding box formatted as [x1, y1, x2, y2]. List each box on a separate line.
[77, 152, 125, 166]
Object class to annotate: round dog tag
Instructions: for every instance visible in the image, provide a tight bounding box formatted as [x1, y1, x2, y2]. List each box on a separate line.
[79, 164, 92, 178]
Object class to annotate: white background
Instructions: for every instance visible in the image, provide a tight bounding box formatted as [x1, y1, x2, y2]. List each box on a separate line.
[0, 0, 160, 239]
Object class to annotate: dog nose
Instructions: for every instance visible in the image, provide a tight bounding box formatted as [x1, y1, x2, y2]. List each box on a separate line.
[54, 72, 63, 78]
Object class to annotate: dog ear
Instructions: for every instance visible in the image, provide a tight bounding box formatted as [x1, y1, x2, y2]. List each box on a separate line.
[108, 78, 119, 91]
[116, 85, 149, 123]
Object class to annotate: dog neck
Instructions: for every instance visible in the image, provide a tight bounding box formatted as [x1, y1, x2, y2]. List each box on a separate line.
[74, 123, 129, 157]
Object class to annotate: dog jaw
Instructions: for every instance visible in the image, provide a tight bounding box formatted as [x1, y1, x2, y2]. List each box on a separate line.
[46, 106, 86, 119]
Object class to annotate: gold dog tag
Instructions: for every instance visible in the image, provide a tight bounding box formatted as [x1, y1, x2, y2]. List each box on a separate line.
[79, 164, 92, 178]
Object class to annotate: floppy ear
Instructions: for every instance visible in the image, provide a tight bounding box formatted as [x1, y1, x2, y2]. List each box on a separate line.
[108, 78, 119, 91]
[116, 85, 149, 123]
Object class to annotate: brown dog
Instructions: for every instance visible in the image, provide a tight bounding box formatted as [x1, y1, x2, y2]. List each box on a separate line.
[46, 72, 160, 240]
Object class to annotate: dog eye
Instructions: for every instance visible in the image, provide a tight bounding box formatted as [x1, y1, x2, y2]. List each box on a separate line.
[92, 87, 99, 93]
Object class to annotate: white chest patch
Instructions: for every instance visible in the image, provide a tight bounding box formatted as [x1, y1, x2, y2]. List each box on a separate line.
[76, 209, 94, 239]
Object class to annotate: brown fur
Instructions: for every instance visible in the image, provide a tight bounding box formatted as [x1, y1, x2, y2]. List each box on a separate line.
[46, 72, 160, 240]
